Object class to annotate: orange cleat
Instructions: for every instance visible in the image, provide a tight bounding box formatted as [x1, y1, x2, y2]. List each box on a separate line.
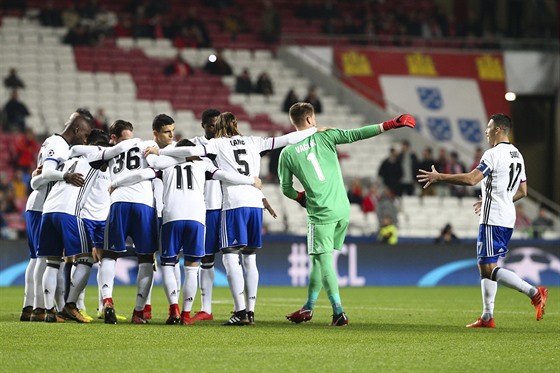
[192, 311, 213, 321]
[466, 318, 496, 328]
[531, 287, 548, 321]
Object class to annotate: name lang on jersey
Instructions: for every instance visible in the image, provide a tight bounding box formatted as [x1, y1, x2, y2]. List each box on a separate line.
[295, 139, 316, 154]
[230, 139, 245, 146]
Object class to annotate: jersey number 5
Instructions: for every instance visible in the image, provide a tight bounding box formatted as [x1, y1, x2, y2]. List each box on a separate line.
[234, 149, 249, 175]
[507, 162, 522, 191]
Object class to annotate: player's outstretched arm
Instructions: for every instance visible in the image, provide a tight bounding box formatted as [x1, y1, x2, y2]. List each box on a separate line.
[146, 154, 184, 170]
[153, 144, 206, 158]
[271, 127, 317, 149]
[111, 168, 157, 190]
[416, 165, 484, 189]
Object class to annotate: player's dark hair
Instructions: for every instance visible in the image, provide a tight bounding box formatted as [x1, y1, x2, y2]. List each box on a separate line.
[176, 139, 196, 147]
[152, 114, 174, 131]
[87, 128, 110, 146]
[109, 119, 133, 138]
[491, 113, 512, 133]
[215, 112, 241, 138]
[289, 102, 314, 127]
[75, 107, 94, 125]
[202, 109, 221, 125]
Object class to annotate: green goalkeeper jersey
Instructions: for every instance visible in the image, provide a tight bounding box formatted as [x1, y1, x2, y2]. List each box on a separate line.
[278, 125, 382, 224]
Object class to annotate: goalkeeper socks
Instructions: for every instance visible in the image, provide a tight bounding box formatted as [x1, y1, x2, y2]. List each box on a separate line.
[222, 253, 246, 312]
[480, 278, 497, 321]
[242, 254, 259, 312]
[200, 263, 215, 313]
[161, 264, 179, 305]
[304, 254, 323, 310]
[317, 253, 344, 314]
[182, 266, 199, 312]
[23, 258, 36, 308]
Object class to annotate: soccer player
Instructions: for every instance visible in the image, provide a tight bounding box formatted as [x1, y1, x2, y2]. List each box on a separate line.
[280, 103, 415, 326]
[145, 112, 318, 325]
[146, 138, 263, 324]
[23, 109, 93, 322]
[417, 113, 548, 328]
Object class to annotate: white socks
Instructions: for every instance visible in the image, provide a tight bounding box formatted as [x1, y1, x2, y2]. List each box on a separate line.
[242, 254, 259, 313]
[55, 262, 65, 312]
[493, 267, 535, 297]
[222, 253, 246, 312]
[135, 262, 154, 311]
[199, 264, 215, 313]
[23, 258, 36, 308]
[182, 266, 199, 312]
[162, 264, 179, 305]
[67, 259, 93, 304]
[480, 278, 497, 321]
[174, 262, 182, 293]
[33, 257, 47, 309]
[99, 257, 116, 300]
[42, 263, 58, 310]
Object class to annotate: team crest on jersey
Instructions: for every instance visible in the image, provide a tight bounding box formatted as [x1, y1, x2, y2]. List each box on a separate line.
[416, 87, 443, 110]
[458, 118, 482, 143]
[47, 149, 55, 157]
[426, 117, 452, 141]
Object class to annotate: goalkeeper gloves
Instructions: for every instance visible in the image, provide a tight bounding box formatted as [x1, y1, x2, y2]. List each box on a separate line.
[295, 191, 306, 208]
[382, 114, 416, 131]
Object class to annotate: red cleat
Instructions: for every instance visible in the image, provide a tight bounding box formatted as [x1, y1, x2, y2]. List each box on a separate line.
[192, 311, 213, 321]
[531, 287, 548, 321]
[330, 312, 349, 326]
[143, 304, 152, 320]
[286, 308, 313, 324]
[131, 310, 148, 324]
[180, 311, 194, 325]
[166, 304, 180, 325]
[466, 318, 496, 328]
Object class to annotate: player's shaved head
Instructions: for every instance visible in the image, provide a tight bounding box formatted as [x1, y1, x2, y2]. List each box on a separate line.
[289, 102, 314, 128]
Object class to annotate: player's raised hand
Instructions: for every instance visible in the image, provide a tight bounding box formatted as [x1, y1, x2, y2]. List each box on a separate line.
[143, 146, 159, 157]
[416, 165, 439, 189]
[382, 114, 416, 130]
[63, 172, 85, 187]
[253, 176, 263, 190]
[262, 198, 277, 218]
[473, 195, 482, 216]
[32, 165, 43, 177]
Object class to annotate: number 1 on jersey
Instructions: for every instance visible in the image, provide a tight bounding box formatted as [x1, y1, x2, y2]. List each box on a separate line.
[307, 153, 325, 181]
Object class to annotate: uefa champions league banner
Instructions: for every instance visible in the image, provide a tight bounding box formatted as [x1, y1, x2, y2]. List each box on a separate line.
[333, 48, 509, 158]
[1, 238, 558, 287]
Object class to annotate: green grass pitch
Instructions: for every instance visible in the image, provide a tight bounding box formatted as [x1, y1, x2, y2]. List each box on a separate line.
[0, 286, 557, 372]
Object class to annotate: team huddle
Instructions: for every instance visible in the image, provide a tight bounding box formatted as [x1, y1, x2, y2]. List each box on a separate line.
[19, 104, 547, 328]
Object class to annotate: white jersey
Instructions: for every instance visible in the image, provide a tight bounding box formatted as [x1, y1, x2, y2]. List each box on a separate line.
[43, 154, 100, 216]
[26, 134, 71, 212]
[204, 136, 273, 210]
[81, 167, 110, 221]
[105, 139, 157, 207]
[161, 160, 218, 224]
[191, 135, 222, 210]
[477, 142, 526, 228]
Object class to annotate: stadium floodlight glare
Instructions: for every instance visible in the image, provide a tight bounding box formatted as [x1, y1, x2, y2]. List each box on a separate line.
[208, 54, 217, 62]
[505, 92, 516, 101]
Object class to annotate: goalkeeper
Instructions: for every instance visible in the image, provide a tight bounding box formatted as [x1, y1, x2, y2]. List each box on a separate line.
[278, 102, 415, 326]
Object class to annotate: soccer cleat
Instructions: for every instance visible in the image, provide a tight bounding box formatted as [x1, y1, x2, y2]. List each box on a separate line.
[192, 311, 213, 321]
[30, 308, 46, 322]
[247, 311, 255, 325]
[131, 310, 148, 324]
[531, 287, 548, 321]
[45, 307, 65, 323]
[143, 304, 152, 320]
[222, 310, 249, 326]
[97, 309, 127, 321]
[286, 308, 313, 324]
[180, 311, 194, 325]
[20, 306, 33, 321]
[166, 305, 181, 325]
[60, 303, 91, 323]
[103, 303, 117, 324]
[466, 317, 496, 328]
[79, 309, 94, 322]
[330, 312, 349, 326]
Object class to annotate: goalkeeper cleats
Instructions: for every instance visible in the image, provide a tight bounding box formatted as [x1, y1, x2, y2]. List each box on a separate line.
[286, 308, 313, 324]
[330, 312, 349, 326]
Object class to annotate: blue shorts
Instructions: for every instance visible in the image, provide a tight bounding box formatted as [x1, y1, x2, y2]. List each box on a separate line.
[105, 202, 158, 255]
[83, 218, 106, 248]
[38, 212, 92, 257]
[220, 207, 263, 250]
[25, 210, 42, 259]
[476, 224, 513, 264]
[160, 220, 205, 264]
[205, 209, 221, 255]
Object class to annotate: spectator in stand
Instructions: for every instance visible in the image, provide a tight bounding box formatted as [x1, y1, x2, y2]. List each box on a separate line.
[376, 186, 398, 227]
[94, 108, 109, 132]
[163, 52, 194, 77]
[261, 0, 281, 42]
[361, 184, 378, 215]
[532, 206, 554, 239]
[14, 128, 40, 173]
[184, 7, 212, 48]
[39, 0, 63, 27]
[378, 215, 398, 245]
[203, 50, 233, 76]
[4, 68, 25, 90]
[223, 8, 250, 41]
[449, 151, 467, 197]
[78, 0, 101, 20]
[282, 89, 299, 113]
[418, 146, 436, 196]
[254, 72, 274, 98]
[347, 178, 363, 205]
[303, 86, 323, 114]
[435, 147, 451, 196]
[434, 223, 460, 244]
[378, 147, 402, 196]
[11, 169, 28, 209]
[62, 3, 80, 29]
[514, 203, 532, 238]
[235, 68, 253, 94]
[113, 14, 133, 37]
[173, 25, 204, 48]
[63, 21, 97, 46]
[3, 90, 30, 133]
[398, 140, 418, 196]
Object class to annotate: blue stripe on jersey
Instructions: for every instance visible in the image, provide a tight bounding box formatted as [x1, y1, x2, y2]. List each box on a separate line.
[476, 161, 491, 176]
[44, 158, 61, 164]
[482, 173, 493, 224]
